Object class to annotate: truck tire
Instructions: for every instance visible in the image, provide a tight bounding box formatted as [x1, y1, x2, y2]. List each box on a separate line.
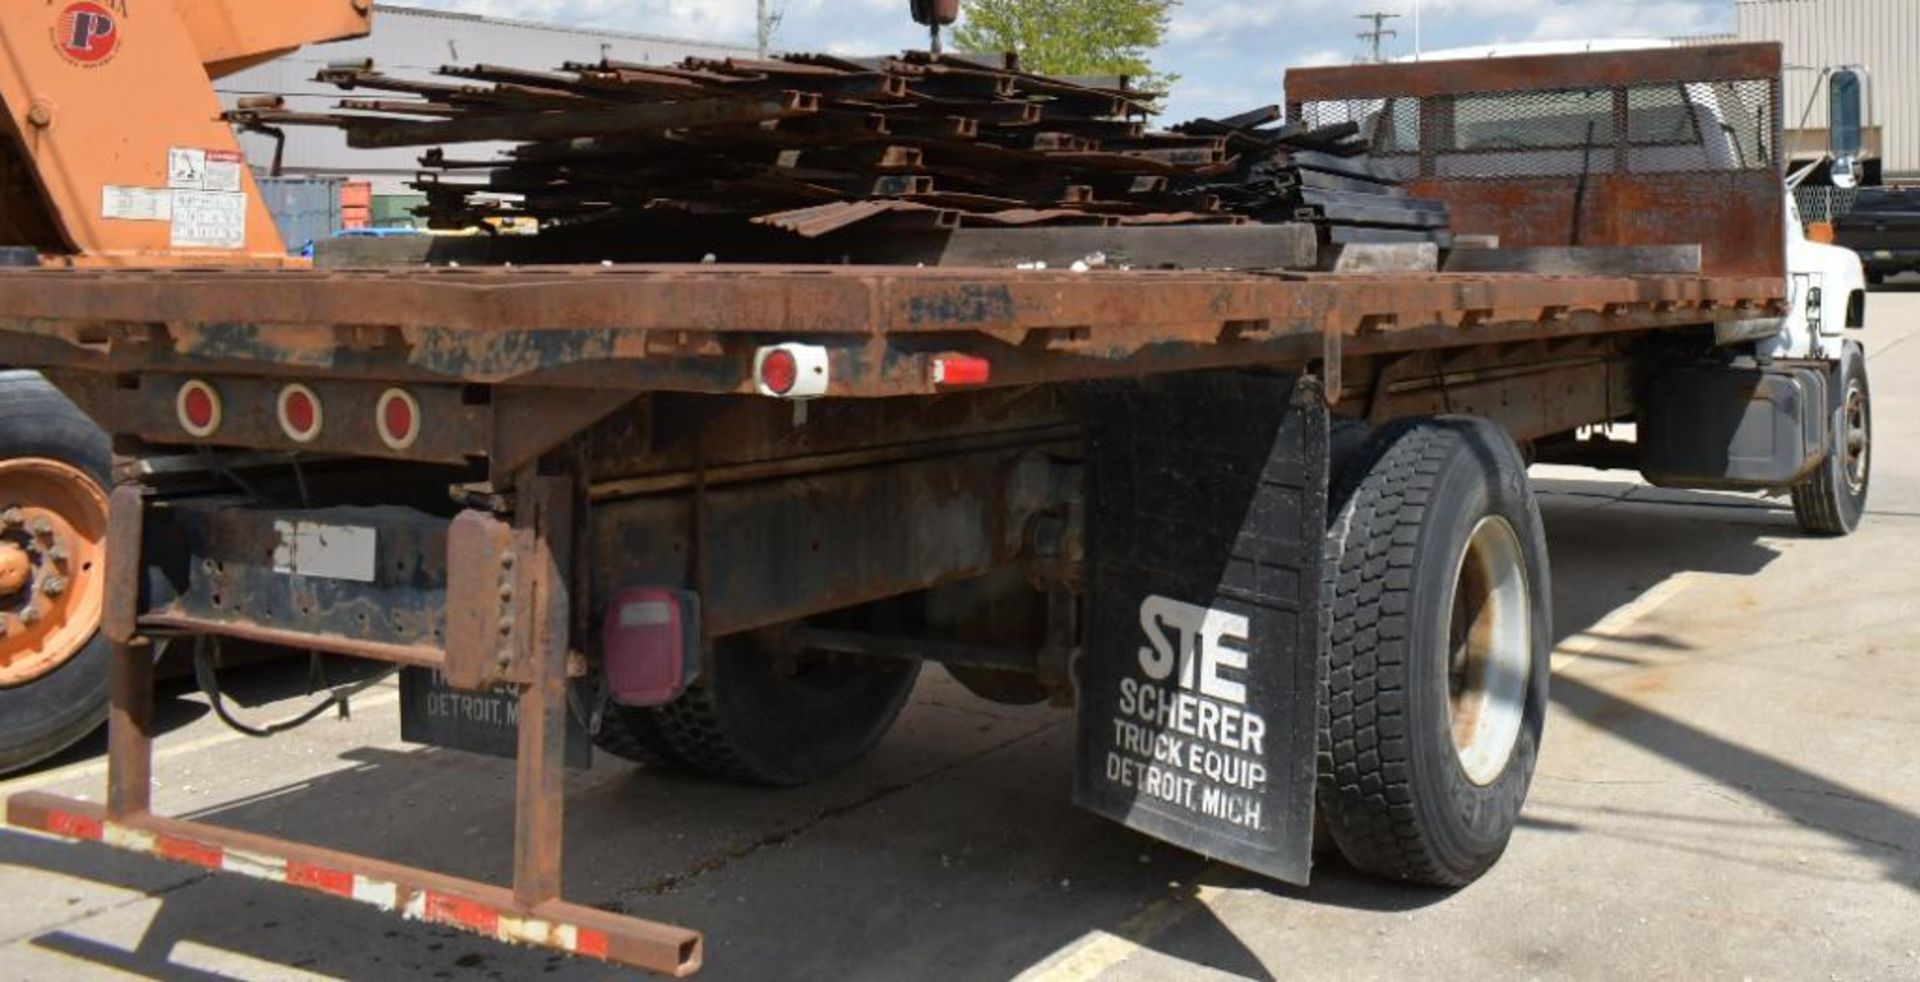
[1792, 343, 1871, 536]
[1319, 417, 1552, 887]
[0, 372, 113, 774]
[593, 697, 688, 769]
[623, 631, 920, 787]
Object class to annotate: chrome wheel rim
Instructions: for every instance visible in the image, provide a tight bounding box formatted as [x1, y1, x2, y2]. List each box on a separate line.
[1445, 516, 1531, 787]
[1843, 379, 1870, 495]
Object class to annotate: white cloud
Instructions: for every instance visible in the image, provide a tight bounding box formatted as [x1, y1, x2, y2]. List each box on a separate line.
[388, 0, 1734, 121]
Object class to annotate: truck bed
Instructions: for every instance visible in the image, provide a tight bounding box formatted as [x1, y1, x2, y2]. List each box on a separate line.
[0, 265, 1783, 397]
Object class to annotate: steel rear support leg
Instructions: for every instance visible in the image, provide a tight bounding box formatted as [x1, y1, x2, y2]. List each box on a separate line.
[105, 483, 153, 822]
[513, 473, 572, 908]
[8, 477, 706, 976]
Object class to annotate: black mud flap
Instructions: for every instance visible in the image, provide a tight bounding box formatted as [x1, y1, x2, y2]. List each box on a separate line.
[1073, 373, 1327, 885]
[399, 669, 593, 770]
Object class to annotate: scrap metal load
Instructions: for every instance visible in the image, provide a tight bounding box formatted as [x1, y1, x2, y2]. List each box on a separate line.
[230, 51, 1450, 252]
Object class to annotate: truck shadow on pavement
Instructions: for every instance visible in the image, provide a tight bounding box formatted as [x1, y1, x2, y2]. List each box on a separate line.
[3, 478, 1916, 980]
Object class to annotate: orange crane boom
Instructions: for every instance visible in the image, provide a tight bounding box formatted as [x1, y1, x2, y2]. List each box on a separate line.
[0, 0, 372, 266]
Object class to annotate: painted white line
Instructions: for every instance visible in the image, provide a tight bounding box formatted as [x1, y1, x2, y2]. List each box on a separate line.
[1552, 574, 1699, 667]
[1018, 877, 1241, 982]
[0, 689, 401, 798]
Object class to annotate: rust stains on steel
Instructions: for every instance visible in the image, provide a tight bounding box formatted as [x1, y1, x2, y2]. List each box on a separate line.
[753, 200, 961, 238]
[1285, 42, 1783, 102]
[0, 266, 1783, 394]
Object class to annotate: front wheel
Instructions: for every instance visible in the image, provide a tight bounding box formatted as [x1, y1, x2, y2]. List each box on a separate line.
[1792, 343, 1871, 536]
[1320, 417, 1553, 887]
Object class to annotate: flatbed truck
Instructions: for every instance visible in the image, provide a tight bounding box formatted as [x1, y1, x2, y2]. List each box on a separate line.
[1, 41, 1874, 976]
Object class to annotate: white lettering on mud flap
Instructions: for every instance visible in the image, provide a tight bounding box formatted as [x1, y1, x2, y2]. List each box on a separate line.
[272, 521, 377, 583]
[1100, 595, 1272, 834]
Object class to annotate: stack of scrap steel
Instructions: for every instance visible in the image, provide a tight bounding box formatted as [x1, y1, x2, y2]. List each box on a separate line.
[233, 52, 1239, 235]
[229, 53, 1450, 249]
[1171, 106, 1454, 249]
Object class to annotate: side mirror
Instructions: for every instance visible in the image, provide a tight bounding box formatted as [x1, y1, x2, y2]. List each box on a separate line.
[1829, 69, 1865, 190]
[911, 0, 961, 26]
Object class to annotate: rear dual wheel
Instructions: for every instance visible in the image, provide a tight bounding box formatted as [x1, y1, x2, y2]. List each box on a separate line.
[598, 630, 920, 787]
[1320, 418, 1552, 887]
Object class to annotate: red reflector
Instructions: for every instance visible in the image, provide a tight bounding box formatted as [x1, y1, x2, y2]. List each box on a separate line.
[176, 380, 222, 438]
[759, 348, 799, 396]
[602, 588, 701, 708]
[932, 356, 992, 387]
[376, 388, 421, 451]
[277, 384, 323, 443]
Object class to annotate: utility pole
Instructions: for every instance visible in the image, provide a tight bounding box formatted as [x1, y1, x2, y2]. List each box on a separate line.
[1357, 12, 1401, 64]
[756, 0, 784, 58]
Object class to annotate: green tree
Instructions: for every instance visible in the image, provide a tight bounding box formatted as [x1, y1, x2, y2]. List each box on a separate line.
[952, 0, 1180, 98]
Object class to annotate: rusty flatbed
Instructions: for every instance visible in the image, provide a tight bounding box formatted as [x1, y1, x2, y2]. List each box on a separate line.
[0, 40, 1828, 978]
[0, 265, 1783, 397]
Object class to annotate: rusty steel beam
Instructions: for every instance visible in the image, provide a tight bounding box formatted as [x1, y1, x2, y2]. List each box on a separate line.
[0, 266, 1780, 337]
[138, 614, 448, 669]
[340, 93, 820, 148]
[1286, 42, 1781, 102]
[0, 267, 1783, 394]
[7, 793, 704, 975]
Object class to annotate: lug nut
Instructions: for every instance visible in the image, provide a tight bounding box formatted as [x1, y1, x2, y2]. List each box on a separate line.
[19, 607, 41, 626]
[41, 576, 67, 598]
[45, 545, 68, 566]
[0, 507, 20, 529]
[28, 516, 53, 538]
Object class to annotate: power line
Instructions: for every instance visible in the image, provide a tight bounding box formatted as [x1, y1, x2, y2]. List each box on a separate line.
[1357, 12, 1401, 64]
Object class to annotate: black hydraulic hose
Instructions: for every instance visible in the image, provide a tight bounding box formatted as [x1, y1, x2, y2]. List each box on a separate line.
[193, 636, 398, 739]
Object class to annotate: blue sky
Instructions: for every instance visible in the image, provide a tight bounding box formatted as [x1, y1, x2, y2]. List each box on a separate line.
[400, 0, 1735, 121]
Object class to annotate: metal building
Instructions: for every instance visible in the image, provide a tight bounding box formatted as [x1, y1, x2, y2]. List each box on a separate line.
[1726, 0, 1919, 181]
[219, 5, 753, 222]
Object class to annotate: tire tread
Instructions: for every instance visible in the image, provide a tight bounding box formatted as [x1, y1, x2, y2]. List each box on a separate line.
[1319, 422, 1469, 885]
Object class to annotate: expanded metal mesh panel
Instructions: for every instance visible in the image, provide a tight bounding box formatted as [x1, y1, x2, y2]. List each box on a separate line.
[1296, 77, 1779, 181]
[1795, 186, 1861, 224]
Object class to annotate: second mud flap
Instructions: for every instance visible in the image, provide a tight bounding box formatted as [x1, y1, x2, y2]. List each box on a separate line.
[1073, 373, 1328, 884]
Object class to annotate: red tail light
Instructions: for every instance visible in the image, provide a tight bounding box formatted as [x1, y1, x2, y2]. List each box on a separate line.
[759, 349, 799, 396]
[176, 380, 223, 438]
[753, 344, 831, 399]
[277, 384, 324, 444]
[376, 388, 421, 451]
[601, 588, 702, 708]
[931, 355, 992, 387]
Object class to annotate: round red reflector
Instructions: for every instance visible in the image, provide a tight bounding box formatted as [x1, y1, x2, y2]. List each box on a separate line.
[277, 385, 323, 443]
[759, 349, 799, 396]
[176, 380, 222, 438]
[377, 389, 421, 451]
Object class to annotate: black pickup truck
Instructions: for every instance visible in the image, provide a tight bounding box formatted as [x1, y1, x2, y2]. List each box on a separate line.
[1835, 186, 1920, 284]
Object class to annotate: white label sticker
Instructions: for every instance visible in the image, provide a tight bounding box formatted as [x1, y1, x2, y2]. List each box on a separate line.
[168, 147, 207, 190]
[203, 150, 245, 193]
[273, 521, 378, 583]
[102, 186, 173, 222]
[171, 190, 247, 249]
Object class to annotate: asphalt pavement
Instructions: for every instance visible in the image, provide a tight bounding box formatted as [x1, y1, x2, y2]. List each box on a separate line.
[3, 292, 1918, 981]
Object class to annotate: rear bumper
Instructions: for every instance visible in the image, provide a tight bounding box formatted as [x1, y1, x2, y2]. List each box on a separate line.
[8, 793, 702, 975]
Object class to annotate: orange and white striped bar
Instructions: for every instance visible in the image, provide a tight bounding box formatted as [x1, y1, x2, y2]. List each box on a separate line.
[7, 792, 702, 976]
